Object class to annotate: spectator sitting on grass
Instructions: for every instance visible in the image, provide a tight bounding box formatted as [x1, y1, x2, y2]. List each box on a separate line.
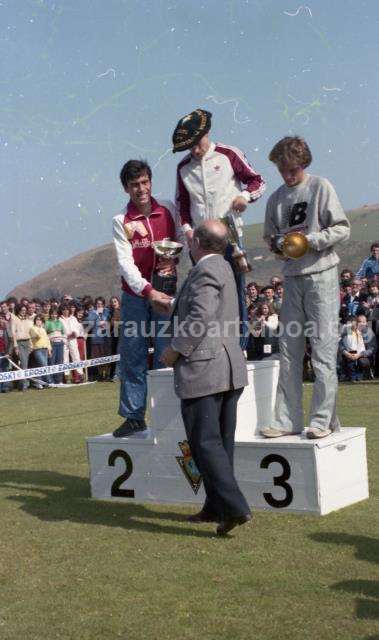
[356, 293, 372, 319]
[247, 302, 279, 361]
[356, 242, 379, 280]
[340, 316, 376, 381]
[357, 314, 377, 370]
[367, 281, 379, 316]
[340, 280, 362, 322]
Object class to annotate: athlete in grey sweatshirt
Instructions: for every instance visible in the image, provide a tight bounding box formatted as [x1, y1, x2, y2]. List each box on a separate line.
[261, 136, 350, 439]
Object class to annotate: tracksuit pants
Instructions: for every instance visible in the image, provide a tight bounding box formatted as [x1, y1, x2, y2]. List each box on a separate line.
[272, 265, 341, 433]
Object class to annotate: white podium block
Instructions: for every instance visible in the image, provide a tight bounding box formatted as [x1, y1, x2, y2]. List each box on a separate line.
[147, 360, 280, 441]
[234, 428, 368, 514]
[87, 427, 368, 515]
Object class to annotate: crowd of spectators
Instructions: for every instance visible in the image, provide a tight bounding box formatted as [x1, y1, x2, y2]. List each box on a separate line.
[245, 242, 379, 382]
[0, 242, 378, 392]
[0, 294, 121, 392]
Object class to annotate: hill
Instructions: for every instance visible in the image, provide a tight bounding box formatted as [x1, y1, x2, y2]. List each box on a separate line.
[7, 206, 379, 299]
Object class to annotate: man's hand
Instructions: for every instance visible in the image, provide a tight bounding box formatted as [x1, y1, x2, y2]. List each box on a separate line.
[160, 345, 180, 367]
[148, 289, 173, 315]
[156, 256, 176, 276]
[231, 196, 248, 214]
[185, 228, 194, 244]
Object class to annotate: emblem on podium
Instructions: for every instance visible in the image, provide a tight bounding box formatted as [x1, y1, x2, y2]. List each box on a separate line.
[176, 440, 202, 494]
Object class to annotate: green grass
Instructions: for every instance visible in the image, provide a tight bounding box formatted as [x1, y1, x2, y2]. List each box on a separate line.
[0, 382, 378, 640]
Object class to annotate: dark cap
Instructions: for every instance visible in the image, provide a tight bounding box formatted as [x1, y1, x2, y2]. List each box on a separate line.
[172, 109, 212, 153]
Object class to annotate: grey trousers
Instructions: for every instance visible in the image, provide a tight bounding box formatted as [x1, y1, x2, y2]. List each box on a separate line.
[272, 266, 341, 433]
[17, 339, 31, 390]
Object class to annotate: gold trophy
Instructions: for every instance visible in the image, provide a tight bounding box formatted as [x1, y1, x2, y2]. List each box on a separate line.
[275, 231, 309, 259]
[222, 213, 252, 273]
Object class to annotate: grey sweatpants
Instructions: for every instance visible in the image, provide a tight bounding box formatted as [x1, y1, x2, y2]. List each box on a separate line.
[272, 265, 341, 433]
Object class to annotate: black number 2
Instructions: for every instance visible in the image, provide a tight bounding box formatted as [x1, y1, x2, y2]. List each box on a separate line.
[260, 454, 293, 508]
[108, 449, 135, 498]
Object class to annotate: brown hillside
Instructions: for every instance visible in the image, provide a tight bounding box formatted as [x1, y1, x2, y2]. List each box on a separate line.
[8, 244, 120, 300]
[7, 208, 379, 300]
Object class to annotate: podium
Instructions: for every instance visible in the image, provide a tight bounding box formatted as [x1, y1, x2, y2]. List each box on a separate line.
[87, 362, 369, 515]
[148, 361, 280, 441]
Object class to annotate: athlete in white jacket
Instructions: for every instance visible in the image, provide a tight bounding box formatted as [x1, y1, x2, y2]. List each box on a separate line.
[172, 109, 265, 348]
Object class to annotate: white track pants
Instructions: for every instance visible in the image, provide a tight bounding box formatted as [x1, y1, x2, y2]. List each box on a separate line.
[63, 338, 83, 376]
[272, 266, 340, 433]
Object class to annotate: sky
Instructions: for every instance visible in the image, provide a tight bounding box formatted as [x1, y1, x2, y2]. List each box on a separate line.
[1, 0, 378, 297]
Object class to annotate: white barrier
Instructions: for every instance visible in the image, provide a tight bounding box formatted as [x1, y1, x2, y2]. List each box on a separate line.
[0, 354, 120, 383]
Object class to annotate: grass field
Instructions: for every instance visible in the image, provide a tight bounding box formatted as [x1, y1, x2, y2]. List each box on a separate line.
[0, 382, 378, 640]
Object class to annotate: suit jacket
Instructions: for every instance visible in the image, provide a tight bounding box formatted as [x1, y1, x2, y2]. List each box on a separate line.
[171, 254, 248, 399]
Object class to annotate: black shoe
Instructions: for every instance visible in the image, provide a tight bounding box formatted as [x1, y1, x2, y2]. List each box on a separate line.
[187, 510, 219, 523]
[216, 513, 251, 536]
[112, 418, 147, 438]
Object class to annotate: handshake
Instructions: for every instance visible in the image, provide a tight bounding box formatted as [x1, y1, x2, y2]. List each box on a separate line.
[148, 288, 173, 315]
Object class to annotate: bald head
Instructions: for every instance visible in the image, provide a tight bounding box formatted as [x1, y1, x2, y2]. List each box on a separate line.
[193, 220, 229, 256]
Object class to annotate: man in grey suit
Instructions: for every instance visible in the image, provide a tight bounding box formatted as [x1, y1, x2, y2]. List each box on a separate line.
[160, 220, 251, 535]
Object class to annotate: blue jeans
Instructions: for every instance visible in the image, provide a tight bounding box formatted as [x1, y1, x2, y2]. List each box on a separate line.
[118, 291, 171, 420]
[48, 341, 64, 383]
[224, 243, 249, 350]
[33, 348, 49, 384]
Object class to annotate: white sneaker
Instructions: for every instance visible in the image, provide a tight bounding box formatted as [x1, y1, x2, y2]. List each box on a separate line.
[260, 427, 301, 438]
[306, 427, 332, 439]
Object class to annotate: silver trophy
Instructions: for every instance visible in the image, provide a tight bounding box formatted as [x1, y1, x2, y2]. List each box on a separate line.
[151, 239, 183, 259]
[151, 239, 183, 295]
[222, 213, 252, 273]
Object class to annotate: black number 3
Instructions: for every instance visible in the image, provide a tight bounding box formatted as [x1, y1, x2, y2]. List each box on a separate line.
[108, 449, 135, 498]
[260, 454, 293, 508]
